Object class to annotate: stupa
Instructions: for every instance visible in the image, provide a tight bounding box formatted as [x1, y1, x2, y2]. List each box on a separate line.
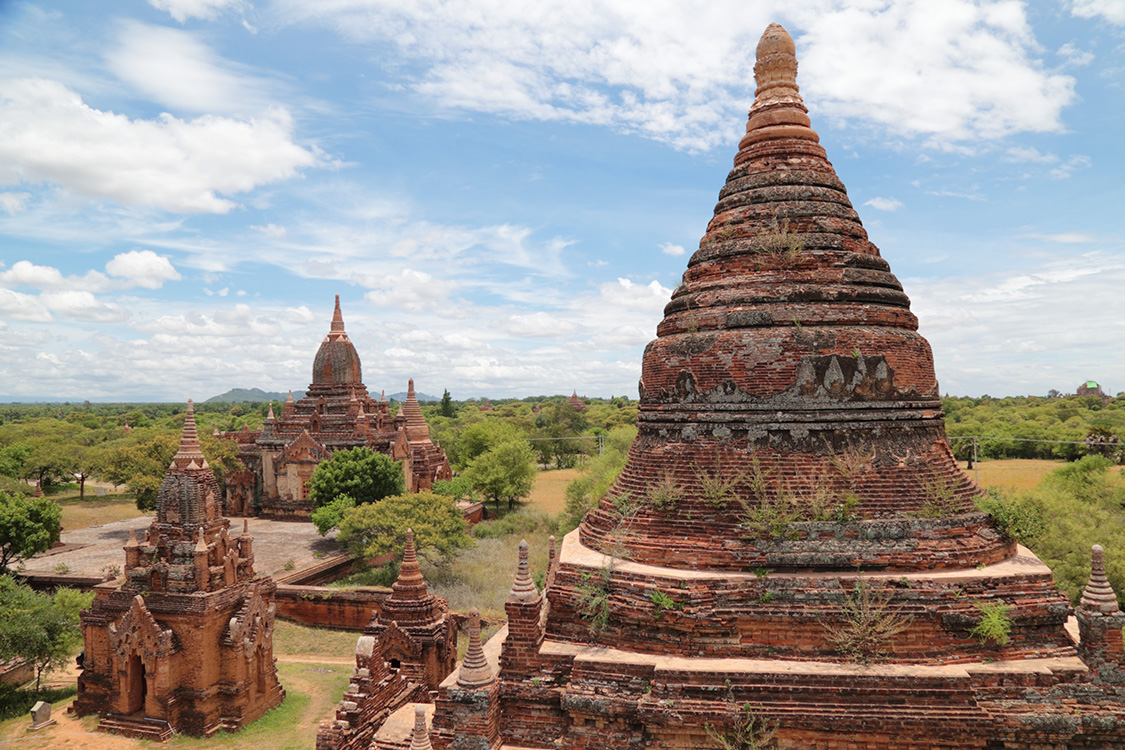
[425, 24, 1125, 749]
[73, 400, 284, 739]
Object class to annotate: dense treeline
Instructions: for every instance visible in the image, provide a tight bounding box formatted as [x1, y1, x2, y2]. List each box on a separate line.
[943, 393, 1125, 461]
[0, 394, 637, 506]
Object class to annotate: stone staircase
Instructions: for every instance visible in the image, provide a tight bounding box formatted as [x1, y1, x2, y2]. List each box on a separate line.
[97, 714, 175, 742]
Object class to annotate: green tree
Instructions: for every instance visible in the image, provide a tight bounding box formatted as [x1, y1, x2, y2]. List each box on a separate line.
[99, 433, 177, 511]
[0, 443, 31, 480]
[440, 389, 455, 418]
[307, 447, 405, 508]
[463, 439, 537, 509]
[336, 491, 473, 565]
[0, 577, 91, 692]
[563, 425, 636, 530]
[0, 492, 62, 574]
[534, 401, 590, 469]
[451, 420, 524, 470]
[311, 494, 356, 536]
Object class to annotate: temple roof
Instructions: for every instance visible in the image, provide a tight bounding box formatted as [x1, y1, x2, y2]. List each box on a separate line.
[402, 378, 432, 443]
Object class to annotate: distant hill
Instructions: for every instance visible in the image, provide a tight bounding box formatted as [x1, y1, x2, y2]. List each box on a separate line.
[205, 388, 306, 403]
[388, 391, 439, 402]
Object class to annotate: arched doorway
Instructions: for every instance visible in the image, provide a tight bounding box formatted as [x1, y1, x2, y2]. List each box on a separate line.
[124, 653, 146, 715]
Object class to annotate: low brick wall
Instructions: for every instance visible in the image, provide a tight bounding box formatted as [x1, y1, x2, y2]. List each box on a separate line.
[274, 584, 391, 631]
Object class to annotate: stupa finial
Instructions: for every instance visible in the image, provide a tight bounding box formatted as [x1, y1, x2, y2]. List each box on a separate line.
[409, 705, 433, 750]
[457, 608, 494, 688]
[509, 539, 538, 603]
[331, 293, 345, 334]
[1080, 544, 1120, 614]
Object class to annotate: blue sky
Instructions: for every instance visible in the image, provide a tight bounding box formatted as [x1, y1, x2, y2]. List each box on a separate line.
[1, 0, 1122, 402]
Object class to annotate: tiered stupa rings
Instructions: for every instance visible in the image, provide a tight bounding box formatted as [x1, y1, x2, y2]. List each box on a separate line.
[580, 23, 1007, 572]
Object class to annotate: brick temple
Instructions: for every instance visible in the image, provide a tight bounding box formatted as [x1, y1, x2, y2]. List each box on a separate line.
[221, 296, 451, 519]
[72, 400, 284, 740]
[410, 24, 1125, 750]
[316, 528, 457, 750]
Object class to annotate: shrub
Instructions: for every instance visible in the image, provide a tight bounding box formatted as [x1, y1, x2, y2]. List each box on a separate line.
[971, 602, 1012, 646]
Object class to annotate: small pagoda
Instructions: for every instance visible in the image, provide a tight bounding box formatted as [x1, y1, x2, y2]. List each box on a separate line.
[73, 400, 284, 740]
[422, 24, 1125, 749]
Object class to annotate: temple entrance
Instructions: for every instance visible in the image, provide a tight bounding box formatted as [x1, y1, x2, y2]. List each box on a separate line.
[124, 654, 146, 715]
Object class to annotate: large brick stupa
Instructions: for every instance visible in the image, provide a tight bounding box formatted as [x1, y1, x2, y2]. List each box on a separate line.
[421, 23, 1125, 750]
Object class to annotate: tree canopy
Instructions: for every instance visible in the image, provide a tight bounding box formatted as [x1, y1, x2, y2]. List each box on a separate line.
[307, 447, 405, 508]
[0, 491, 62, 575]
[336, 491, 473, 565]
[463, 438, 537, 509]
[0, 577, 91, 692]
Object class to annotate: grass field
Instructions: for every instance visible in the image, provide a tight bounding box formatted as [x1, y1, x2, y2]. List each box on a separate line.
[960, 459, 1066, 492]
[41, 483, 148, 531]
[525, 468, 581, 514]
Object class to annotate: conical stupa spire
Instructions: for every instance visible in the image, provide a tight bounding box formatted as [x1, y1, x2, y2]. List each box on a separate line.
[266, 403, 276, 421]
[1080, 544, 1120, 614]
[391, 529, 429, 601]
[402, 378, 431, 441]
[579, 23, 1000, 574]
[172, 399, 207, 469]
[509, 539, 538, 603]
[330, 293, 345, 335]
[409, 705, 433, 750]
[457, 608, 494, 688]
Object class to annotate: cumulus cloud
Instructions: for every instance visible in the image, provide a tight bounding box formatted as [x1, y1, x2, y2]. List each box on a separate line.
[0, 78, 319, 213]
[863, 197, 902, 212]
[276, 0, 1076, 150]
[39, 290, 129, 323]
[505, 311, 576, 338]
[660, 242, 686, 256]
[363, 268, 460, 313]
[0, 288, 52, 322]
[598, 278, 674, 313]
[148, 0, 245, 23]
[105, 250, 182, 289]
[108, 22, 275, 115]
[1070, 0, 1125, 26]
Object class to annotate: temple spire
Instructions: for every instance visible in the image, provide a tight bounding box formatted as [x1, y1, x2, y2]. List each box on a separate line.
[457, 608, 494, 688]
[172, 399, 207, 469]
[391, 529, 429, 601]
[330, 293, 345, 335]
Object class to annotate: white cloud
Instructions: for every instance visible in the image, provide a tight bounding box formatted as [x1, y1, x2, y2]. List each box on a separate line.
[362, 268, 460, 313]
[39, 290, 129, 323]
[1004, 146, 1058, 163]
[794, 1, 1076, 144]
[276, 0, 1076, 150]
[505, 311, 576, 338]
[251, 223, 288, 238]
[1049, 154, 1092, 179]
[148, 0, 245, 23]
[105, 250, 181, 289]
[0, 288, 52, 322]
[1018, 232, 1097, 244]
[863, 197, 902, 212]
[1070, 0, 1125, 26]
[108, 22, 275, 115]
[598, 278, 674, 313]
[282, 305, 316, 324]
[0, 192, 30, 214]
[660, 242, 686, 256]
[0, 78, 319, 213]
[1057, 42, 1095, 68]
[913, 253, 1125, 394]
